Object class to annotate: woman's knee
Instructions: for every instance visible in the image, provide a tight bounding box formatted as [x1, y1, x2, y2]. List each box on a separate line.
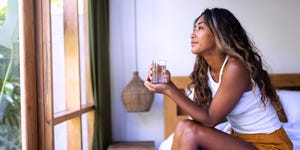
[177, 120, 206, 148]
[174, 119, 194, 133]
[179, 120, 208, 139]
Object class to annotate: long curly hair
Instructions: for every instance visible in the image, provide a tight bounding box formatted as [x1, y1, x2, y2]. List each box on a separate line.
[189, 8, 286, 121]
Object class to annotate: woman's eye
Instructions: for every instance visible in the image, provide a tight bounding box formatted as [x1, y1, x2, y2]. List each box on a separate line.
[193, 27, 203, 31]
[198, 26, 203, 30]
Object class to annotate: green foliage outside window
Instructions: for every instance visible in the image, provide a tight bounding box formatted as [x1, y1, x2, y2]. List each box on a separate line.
[0, 6, 6, 26]
[0, 0, 21, 149]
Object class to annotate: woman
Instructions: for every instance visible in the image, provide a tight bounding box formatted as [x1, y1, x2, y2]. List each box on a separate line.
[144, 8, 293, 150]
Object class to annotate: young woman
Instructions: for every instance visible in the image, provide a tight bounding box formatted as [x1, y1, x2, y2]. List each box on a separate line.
[144, 8, 293, 150]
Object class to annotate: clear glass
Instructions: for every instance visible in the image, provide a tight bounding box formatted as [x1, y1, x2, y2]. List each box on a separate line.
[0, 0, 21, 149]
[54, 122, 68, 150]
[81, 113, 88, 150]
[51, 0, 66, 113]
[78, 0, 87, 106]
[152, 59, 167, 84]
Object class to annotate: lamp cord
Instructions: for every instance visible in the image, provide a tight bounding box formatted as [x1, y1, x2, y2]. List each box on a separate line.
[134, 0, 138, 71]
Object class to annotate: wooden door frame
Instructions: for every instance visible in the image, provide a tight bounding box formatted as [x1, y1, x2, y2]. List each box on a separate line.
[20, 0, 39, 149]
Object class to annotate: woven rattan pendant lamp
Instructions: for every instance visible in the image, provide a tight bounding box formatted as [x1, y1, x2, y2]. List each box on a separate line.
[121, 0, 154, 112]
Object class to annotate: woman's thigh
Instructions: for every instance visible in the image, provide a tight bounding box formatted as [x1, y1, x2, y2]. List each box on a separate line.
[176, 120, 256, 150]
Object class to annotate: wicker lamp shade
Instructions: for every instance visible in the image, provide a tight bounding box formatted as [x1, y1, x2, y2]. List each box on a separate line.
[121, 71, 154, 112]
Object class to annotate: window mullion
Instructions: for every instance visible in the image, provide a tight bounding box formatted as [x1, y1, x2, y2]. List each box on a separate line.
[53, 105, 95, 125]
[35, 0, 54, 150]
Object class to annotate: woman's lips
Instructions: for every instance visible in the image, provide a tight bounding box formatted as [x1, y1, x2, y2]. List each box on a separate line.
[191, 42, 198, 46]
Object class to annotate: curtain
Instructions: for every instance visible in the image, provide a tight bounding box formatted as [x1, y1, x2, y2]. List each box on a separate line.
[89, 0, 112, 149]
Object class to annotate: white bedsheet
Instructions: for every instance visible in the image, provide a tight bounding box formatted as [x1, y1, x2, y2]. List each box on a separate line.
[283, 124, 300, 150]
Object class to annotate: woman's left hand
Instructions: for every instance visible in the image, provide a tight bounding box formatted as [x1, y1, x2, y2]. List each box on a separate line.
[144, 68, 173, 94]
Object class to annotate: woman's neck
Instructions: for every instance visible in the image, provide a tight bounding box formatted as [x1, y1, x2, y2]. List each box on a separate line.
[204, 54, 226, 74]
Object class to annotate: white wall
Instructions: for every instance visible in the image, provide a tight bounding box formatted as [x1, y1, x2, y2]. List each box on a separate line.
[109, 0, 300, 149]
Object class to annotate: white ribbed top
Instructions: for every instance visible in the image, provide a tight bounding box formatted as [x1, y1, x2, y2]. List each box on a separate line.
[208, 56, 281, 134]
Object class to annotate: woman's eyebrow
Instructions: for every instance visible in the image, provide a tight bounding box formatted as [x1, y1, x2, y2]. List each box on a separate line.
[194, 22, 205, 28]
[197, 22, 205, 25]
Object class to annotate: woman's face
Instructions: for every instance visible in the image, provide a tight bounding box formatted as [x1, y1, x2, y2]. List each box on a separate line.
[190, 16, 216, 55]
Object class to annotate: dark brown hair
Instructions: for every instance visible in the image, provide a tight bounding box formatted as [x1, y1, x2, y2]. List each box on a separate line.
[189, 8, 286, 121]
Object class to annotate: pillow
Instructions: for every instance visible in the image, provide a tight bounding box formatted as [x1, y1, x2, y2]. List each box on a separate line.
[277, 90, 300, 129]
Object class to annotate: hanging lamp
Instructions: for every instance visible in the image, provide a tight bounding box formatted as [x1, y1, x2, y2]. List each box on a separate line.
[121, 0, 154, 112]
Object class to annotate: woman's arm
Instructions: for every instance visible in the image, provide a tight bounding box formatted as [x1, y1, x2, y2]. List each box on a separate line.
[144, 58, 251, 127]
[202, 58, 251, 126]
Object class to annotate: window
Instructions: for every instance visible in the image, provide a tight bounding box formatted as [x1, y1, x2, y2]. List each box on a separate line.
[20, 0, 95, 149]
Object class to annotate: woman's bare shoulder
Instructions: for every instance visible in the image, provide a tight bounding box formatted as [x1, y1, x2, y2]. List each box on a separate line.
[225, 57, 248, 75]
[222, 57, 251, 89]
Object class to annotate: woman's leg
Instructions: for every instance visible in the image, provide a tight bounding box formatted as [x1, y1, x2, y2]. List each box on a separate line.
[172, 119, 257, 150]
[172, 119, 194, 150]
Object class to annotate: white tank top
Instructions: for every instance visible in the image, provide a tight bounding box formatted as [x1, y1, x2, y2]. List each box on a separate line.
[207, 56, 281, 134]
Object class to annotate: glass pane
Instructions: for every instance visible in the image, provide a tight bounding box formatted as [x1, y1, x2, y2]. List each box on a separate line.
[81, 113, 88, 150]
[0, 0, 21, 149]
[78, 0, 87, 106]
[54, 122, 68, 150]
[0, 0, 7, 26]
[51, 0, 66, 113]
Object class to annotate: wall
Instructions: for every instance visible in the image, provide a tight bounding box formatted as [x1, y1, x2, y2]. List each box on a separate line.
[109, 0, 300, 149]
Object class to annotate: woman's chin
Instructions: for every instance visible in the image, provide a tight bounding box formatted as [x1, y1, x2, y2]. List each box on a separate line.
[191, 49, 200, 54]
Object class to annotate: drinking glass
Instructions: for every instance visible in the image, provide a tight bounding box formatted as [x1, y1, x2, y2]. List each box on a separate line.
[152, 59, 167, 84]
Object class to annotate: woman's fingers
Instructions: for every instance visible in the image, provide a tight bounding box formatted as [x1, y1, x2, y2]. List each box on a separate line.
[146, 65, 153, 82]
[144, 64, 172, 94]
[164, 70, 171, 83]
[144, 80, 170, 94]
[144, 80, 156, 92]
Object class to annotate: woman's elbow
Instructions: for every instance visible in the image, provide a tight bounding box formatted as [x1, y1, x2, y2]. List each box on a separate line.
[202, 119, 220, 127]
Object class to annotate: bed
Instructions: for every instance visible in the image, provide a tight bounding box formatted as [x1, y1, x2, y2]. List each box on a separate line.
[161, 73, 300, 150]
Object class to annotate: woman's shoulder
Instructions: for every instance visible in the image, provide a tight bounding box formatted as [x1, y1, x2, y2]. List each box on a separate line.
[225, 57, 248, 74]
[222, 57, 251, 87]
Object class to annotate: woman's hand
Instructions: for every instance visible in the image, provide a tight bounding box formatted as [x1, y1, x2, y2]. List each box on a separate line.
[144, 65, 174, 95]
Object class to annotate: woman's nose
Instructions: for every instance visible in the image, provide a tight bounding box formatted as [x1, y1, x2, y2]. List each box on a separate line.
[190, 32, 195, 38]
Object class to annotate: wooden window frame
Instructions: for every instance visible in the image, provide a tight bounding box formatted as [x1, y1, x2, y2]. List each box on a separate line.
[20, 0, 95, 149]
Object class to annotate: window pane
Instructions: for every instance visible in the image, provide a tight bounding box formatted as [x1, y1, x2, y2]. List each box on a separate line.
[55, 122, 68, 150]
[0, 0, 21, 149]
[78, 0, 86, 106]
[82, 113, 88, 150]
[0, 0, 8, 26]
[51, 0, 66, 113]
[78, 0, 91, 107]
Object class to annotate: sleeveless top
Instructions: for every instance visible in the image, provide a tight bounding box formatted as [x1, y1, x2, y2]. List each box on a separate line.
[207, 56, 281, 134]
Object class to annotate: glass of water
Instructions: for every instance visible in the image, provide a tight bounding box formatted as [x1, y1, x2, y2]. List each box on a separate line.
[152, 59, 167, 84]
